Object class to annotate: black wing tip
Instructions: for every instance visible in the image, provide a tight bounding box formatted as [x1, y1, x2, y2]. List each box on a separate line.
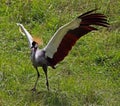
[78, 9, 109, 27]
[78, 8, 98, 18]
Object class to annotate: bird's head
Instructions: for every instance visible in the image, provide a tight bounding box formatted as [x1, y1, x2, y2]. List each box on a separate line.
[31, 37, 43, 50]
[31, 41, 38, 50]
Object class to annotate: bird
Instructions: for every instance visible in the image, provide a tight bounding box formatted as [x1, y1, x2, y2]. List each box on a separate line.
[17, 9, 109, 91]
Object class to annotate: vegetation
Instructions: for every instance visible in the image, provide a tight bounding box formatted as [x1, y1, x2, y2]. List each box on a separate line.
[0, 0, 120, 105]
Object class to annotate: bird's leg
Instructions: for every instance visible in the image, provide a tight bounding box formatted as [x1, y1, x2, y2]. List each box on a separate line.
[42, 65, 49, 91]
[31, 67, 40, 91]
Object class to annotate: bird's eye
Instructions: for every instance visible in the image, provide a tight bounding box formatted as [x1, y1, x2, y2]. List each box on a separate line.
[32, 41, 38, 48]
[32, 41, 36, 46]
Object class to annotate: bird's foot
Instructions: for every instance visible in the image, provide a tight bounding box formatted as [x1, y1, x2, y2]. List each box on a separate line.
[46, 82, 50, 91]
[47, 87, 49, 91]
[31, 87, 37, 92]
[47, 86, 50, 91]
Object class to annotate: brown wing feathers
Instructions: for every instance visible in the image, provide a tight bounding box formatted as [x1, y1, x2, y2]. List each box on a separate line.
[47, 34, 78, 68]
[47, 10, 109, 68]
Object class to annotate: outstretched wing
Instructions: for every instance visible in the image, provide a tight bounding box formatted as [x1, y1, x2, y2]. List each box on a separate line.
[17, 23, 33, 48]
[44, 9, 109, 68]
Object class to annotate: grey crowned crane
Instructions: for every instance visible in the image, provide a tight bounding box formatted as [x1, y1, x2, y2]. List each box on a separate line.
[17, 9, 109, 91]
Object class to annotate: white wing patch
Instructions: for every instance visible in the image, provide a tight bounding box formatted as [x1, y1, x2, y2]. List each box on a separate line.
[44, 18, 81, 58]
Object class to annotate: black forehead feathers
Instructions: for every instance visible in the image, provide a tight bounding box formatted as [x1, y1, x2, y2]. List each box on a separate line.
[32, 41, 38, 46]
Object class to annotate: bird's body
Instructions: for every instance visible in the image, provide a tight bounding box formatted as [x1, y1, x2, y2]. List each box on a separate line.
[31, 48, 47, 67]
[17, 9, 109, 91]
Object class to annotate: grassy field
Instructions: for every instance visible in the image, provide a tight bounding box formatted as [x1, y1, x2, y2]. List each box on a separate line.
[0, 0, 120, 106]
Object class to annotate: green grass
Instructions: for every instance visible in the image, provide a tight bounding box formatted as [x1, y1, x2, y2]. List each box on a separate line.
[0, 0, 120, 106]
